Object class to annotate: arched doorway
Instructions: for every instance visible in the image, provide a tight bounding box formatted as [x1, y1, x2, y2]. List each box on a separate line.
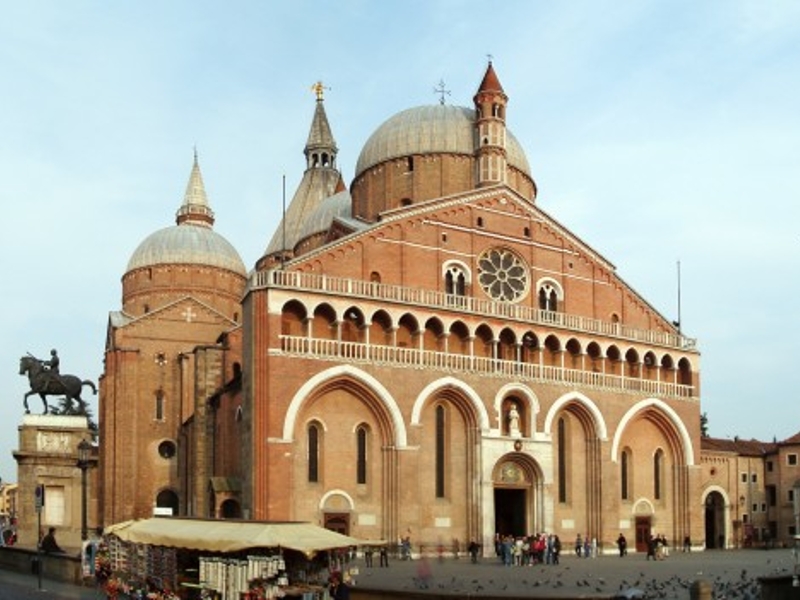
[324, 513, 350, 535]
[322, 492, 353, 536]
[632, 499, 654, 552]
[705, 491, 726, 549]
[220, 499, 242, 519]
[493, 456, 541, 537]
[155, 489, 179, 516]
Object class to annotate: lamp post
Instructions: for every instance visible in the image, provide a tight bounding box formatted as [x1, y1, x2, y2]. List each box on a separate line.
[77, 439, 91, 541]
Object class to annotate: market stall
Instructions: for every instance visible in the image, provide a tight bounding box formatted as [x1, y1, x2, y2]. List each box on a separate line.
[100, 517, 362, 600]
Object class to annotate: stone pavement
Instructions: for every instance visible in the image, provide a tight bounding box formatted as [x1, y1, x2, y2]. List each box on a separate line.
[0, 548, 796, 599]
[348, 548, 798, 598]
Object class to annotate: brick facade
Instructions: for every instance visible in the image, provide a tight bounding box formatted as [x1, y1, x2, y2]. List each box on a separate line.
[98, 62, 796, 554]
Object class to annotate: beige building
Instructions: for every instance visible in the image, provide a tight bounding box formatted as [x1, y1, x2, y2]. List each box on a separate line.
[0, 481, 17, 521]
[701, 434, 800, 548]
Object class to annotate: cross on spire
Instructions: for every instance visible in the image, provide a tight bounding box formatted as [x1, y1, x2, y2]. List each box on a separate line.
[433, 79, 451, 105]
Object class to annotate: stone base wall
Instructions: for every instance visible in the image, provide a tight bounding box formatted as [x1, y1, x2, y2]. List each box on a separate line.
[0, 546, 82, 585]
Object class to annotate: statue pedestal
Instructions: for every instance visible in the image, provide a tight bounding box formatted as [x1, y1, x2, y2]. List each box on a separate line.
[12, 415, 94, 551]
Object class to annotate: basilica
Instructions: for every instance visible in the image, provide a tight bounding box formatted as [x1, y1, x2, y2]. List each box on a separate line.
[97, 62, 793, 553]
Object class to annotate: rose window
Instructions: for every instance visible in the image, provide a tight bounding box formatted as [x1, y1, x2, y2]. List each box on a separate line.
[477, 248, 528, 302]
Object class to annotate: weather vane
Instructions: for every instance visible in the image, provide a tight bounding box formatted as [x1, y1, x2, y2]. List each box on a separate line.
[433, 79, 451, 105]
[311, 81, 330, 100]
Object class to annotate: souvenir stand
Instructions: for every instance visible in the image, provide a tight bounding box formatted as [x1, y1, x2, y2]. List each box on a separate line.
[101, 517, 361, 600]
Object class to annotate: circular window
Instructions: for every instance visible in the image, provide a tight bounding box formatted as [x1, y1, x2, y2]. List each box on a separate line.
[158, 440, 177, 459]
[477, 247, 529, 302]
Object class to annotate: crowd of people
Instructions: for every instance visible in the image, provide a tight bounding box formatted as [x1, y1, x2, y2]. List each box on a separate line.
[494, 532, 564, 566]
[489, 531, 686, 565]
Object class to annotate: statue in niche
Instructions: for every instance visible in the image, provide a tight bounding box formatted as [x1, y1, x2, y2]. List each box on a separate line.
[507, 403, 521, 438]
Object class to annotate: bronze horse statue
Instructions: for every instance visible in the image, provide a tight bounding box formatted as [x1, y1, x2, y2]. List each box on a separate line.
[19, 355, 97, 415]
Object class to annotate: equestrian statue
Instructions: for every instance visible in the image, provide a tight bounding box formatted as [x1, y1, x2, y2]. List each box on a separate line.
[19, 349, 97, 415]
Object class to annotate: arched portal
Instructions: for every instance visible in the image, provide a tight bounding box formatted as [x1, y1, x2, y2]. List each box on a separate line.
[492, 455, 542, 537]
[322, 492, 353, 536]
[155, 489, 179, 516]
[220, 499, 242, 519]
[705, 491, 726, 549]
[632, 498, 655, 552]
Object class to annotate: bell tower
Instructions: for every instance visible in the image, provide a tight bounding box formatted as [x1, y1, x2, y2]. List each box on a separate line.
[473, 60, 508, 187]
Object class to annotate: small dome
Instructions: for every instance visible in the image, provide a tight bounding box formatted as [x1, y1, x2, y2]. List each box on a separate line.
[126, 223, 247, 276]
[355, 105, 530, 178]
[295, 190, 352, 247]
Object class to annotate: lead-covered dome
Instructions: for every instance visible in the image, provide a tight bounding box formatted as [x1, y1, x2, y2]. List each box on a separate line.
[126, 223, 246, 275]
[125, 153, 246, 277]
[355, 105, 531, 178]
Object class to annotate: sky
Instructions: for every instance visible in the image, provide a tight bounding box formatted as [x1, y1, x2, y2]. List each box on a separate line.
[1, 1, 798, 483]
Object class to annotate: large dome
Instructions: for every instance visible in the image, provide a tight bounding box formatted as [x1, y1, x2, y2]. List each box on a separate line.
[355, 105, 531, 178]
[126, 223, 247, 276]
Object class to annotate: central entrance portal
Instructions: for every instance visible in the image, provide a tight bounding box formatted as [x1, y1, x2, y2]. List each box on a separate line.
[495, 488, 527, 536]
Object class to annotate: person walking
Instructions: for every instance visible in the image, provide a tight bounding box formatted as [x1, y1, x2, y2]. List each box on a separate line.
[646, 535, 657, 561]
[617, 533, 627, 557]
[379, 544, 389, 567]
[552, 535, 561, 564]
[364, 546, 374, 568]
[468, 540, 480, 563]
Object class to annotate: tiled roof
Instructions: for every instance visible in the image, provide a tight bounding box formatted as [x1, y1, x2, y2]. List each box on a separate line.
[701, 436, 777, 456]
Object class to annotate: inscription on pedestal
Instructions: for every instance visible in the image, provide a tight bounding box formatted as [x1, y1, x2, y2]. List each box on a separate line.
[36, 431, 73, 453]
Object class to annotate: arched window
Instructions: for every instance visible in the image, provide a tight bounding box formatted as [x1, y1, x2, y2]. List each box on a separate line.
[557, 417, 567, 503]
[537, 278, 563, 313]
[155, 388, 165, 421]
[621, 448, 631, 500]
[436, 405, 446, 498]
[538, 286, 558, 311]
[444, 261, 470, 306]
[445, 266, 467, 297]
[308, 423, 320, 483]
[654, 449, 664, 500]
[356, 425, 368, 485]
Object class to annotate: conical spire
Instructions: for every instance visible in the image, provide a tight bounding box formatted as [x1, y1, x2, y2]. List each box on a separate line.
[305, 82, 338, 170]
[477, 60, 505, 95]
[176, 149, 215, 227]
[262, 87, 343, 262]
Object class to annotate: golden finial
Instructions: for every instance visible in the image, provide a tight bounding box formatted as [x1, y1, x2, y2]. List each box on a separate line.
[311, 81, 330, 100]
